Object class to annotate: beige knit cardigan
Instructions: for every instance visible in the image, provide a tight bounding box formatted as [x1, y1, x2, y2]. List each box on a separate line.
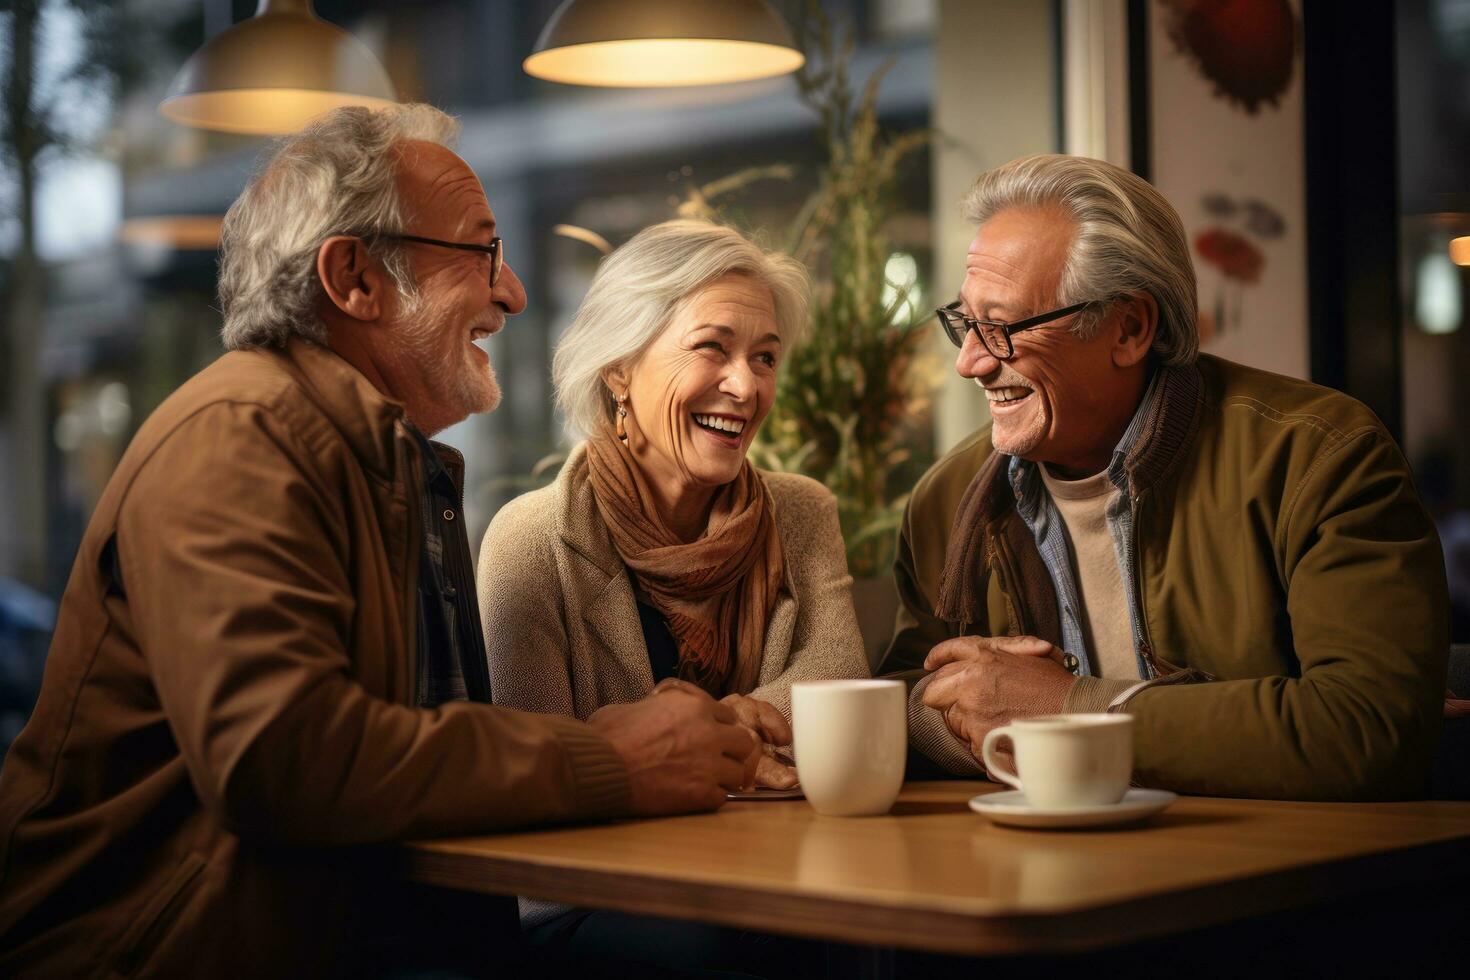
[476, 442, 869, 727]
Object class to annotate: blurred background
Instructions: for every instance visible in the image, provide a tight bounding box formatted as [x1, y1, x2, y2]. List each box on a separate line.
[1, 0, 1467, 752]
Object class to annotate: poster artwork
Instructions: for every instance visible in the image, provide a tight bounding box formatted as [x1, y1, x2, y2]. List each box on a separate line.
[1150, 0, 1308, 379]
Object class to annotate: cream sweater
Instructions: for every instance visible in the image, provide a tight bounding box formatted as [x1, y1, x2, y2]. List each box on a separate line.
[476, 442, 869, 728]
[1037, 464, 1140, 681]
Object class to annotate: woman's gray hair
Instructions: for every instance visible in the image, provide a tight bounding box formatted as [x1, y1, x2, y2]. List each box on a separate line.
[553, 219, 811, 439]
[962, 154, 1199, 367]
[217, 103, 461, 350]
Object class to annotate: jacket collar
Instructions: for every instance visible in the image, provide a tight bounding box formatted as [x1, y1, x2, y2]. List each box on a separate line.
[1116, 358, 1203, 496]
[275, 338, 475, 492]
[275, 338, 408, 480]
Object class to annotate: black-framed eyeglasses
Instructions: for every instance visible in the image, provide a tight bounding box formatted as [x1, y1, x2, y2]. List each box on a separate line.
[378, 233, 504, 287]
[936, 299, 1094, 359]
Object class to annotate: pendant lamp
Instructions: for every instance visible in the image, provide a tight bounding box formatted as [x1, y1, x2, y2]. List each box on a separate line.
[1451, 236, 1470, 266]
[524, 0, 804, 88]
[160, 0, 397, 135]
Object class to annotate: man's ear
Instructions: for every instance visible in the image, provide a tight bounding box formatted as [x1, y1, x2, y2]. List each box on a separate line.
[1111, 292, 1159, 368]
[316, 236, 387, 322]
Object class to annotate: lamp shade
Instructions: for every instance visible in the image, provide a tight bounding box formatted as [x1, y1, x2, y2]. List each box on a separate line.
[1451, 236, 1470, 267]
[119, 215, 225, 251]
[160, 0, 396, 135]
[524, 0, 804, 87]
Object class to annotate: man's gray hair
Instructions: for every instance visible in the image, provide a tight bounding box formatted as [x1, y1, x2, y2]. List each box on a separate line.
[217, 103, 461, 350]
[553, 219, 810, 439]
[962, 154, 1199, 367]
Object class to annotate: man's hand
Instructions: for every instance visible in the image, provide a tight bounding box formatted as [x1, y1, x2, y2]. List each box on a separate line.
[920, 635, 1076, 760]
[720, 693, 798, 790]
[588, 679, 760, 815]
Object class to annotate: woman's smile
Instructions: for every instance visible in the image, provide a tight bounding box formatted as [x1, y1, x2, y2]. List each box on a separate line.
[691, 412, 748, 449]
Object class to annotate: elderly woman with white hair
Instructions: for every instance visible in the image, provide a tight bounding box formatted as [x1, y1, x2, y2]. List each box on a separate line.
[478, 220, 868, 800]
[478, 219, 866, 970]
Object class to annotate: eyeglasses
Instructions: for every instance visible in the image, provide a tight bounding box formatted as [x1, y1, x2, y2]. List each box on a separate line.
[378, 233, 504, 287]
[936, 299, 1094, 360]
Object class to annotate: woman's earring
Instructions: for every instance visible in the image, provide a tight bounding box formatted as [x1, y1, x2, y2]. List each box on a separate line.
[615, 393, 629, 442]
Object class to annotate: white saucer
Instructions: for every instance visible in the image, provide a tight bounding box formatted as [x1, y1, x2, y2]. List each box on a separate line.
[968, 788, 1178, 829]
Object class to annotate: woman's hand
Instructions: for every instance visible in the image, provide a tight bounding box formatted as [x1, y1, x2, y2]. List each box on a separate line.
[720, 693, 798, 789]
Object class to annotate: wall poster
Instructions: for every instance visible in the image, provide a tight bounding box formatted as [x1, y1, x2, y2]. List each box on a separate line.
[1144, 0, 1309, 380]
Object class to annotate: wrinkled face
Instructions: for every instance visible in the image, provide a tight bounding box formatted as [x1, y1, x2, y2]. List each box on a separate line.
[385, 141, 527, 434]
[955, 207, 1125, 473]
[617, 273, 782, 493]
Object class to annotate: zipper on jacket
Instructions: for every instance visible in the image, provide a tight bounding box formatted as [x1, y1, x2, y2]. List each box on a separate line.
[1128, 493, 1161, 679]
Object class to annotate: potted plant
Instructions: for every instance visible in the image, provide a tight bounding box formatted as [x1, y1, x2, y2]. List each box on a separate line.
[681, 4, 937, 666]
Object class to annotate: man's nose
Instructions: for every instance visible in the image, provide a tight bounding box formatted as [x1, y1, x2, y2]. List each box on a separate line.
[955, 327, 1001, 379]
[493, 262, 528, 315]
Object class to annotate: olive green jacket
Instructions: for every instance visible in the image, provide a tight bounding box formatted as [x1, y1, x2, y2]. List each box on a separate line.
[882, 355, 1448, 801]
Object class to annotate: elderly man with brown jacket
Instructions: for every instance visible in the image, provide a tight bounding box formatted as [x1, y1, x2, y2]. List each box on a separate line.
[886, 154, 1448, 801]
[0, 105, 760, 978]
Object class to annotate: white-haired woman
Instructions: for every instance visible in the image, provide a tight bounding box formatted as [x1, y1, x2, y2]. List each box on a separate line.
[478, 219, 867, 784]
[478, 220, 864, 970]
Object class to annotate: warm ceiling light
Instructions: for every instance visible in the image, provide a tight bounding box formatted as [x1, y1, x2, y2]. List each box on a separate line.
[119, 216, 225, 251]
[1450, 236, 1470, 267]
[524, 0, 804, 88]
[160, 0, 396, 135]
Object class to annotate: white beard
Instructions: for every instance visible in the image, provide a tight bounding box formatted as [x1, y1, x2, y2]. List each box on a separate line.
[397, 287, 501, 429]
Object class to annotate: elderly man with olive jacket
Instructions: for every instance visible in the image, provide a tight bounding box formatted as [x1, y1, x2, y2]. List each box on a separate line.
[885, 154, 1447, 801]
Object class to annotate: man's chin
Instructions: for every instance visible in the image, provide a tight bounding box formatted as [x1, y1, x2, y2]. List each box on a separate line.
[990, 423, 1045, 459]
[466, 382, 500, 418]
[462, 361, 501, 416]
[989, 397, 1048, 458]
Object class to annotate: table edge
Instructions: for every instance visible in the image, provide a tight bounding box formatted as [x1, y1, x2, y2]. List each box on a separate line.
[399, 835, 1470, 955]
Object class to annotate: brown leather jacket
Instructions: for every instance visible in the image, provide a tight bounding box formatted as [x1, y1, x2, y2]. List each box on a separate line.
[0, 340, 630, 978]
[884, 355, 1448, 800]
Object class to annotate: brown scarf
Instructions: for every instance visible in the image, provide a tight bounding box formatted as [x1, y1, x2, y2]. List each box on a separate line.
[584, 432, 784, 696]
[934, 453, 1009, 627]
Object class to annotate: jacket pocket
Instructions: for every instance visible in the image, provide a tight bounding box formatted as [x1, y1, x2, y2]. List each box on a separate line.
[111, 852, 207, 978]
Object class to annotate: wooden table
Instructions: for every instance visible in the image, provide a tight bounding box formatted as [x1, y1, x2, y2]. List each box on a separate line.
[403, 782, 1470, 957]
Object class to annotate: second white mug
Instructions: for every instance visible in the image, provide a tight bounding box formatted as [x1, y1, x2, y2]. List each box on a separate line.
[980, 713, 1134, 809]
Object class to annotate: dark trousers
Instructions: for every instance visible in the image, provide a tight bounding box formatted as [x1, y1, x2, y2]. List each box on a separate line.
[527, 907, 825, 979]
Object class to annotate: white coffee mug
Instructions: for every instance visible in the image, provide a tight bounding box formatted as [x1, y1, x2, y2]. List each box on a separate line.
[980, 713, 1134, 809]
[791, 679, 906, 817]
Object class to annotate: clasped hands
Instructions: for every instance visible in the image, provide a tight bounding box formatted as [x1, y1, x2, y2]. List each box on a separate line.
[587, 678, 796, 817]
[718, 692, 798, 790]
[919, 634, 1078, 761]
